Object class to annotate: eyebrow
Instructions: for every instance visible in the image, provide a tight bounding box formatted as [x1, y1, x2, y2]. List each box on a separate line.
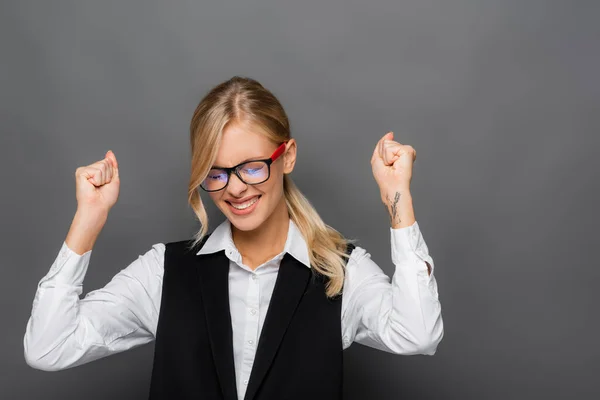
[212, 155, 264, 169]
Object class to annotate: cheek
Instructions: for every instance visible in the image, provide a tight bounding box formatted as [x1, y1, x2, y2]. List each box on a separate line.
[260, 170, 284, 195]
[261, 180, 285, 206]
[208, 193, 223, 207]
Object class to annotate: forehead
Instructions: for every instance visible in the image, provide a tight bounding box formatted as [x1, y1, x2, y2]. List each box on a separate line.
[214, 122, 273, 167]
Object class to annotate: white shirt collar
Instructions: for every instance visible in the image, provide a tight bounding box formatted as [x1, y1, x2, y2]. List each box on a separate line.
[196, 218, 311, 268]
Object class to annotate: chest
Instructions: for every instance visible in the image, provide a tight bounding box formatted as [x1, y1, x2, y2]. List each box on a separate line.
[150, 241, 347, 400]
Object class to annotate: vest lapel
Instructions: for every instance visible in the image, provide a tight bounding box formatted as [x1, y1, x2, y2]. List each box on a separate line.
[243, 253, 312, 400]
[196, 251, 238, 400]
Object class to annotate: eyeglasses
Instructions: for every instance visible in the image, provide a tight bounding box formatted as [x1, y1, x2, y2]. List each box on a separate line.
[200, 141, 288, 192]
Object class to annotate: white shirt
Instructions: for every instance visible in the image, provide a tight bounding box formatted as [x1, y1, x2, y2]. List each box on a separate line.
[24, 218, 443, 400]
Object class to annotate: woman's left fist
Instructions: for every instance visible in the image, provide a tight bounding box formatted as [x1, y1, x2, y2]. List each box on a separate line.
[371, 131, 416, 193]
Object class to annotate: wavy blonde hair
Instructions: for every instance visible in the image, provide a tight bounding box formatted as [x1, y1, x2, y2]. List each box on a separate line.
[186, 76, 357, 298]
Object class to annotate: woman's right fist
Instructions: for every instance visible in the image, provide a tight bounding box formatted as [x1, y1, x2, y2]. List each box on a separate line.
[75, 150, 120, 214]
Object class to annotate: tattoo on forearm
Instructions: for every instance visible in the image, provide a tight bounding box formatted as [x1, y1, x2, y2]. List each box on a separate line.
[384, 203, 392, 224]
[384, 192, 401, 225]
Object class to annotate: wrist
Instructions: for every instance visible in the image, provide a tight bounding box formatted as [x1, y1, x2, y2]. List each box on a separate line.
[380, 188, 415, 229]
[66, 208, 108, 255]
[75, 207, 109, 224]
[380, 187, 411, 203]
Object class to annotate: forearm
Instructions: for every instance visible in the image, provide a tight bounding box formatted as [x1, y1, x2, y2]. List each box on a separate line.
[381, 188, 431, 276]
[24, 244, 92, 370]
[381, 187, 415, 229]
[65, 208, 108, 255]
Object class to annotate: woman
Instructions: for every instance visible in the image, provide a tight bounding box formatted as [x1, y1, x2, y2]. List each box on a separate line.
[24, 76, 443, 400]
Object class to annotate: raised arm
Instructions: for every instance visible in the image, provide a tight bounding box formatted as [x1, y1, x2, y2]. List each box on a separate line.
[23, 150, 162, 370]
[339, 130, 444, 354]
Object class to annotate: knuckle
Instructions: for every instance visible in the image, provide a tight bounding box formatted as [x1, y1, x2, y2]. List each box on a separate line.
[78, 166, 91, 176]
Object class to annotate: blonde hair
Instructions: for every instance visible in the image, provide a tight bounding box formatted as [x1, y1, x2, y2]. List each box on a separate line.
[186, 76, 357, 298]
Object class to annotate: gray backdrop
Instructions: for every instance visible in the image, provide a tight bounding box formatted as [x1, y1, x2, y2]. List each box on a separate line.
[2, 0, 599, 399]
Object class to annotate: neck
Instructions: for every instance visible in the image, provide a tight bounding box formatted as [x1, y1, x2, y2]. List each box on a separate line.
[231, 195, 290, 269]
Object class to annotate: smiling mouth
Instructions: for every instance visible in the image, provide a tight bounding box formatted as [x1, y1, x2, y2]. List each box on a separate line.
[226, 195, 261, 210]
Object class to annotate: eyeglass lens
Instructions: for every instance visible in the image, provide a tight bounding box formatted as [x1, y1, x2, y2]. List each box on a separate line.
[202, 161, 269, 191]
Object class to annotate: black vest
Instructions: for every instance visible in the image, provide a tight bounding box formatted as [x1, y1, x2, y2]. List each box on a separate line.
[148, 233, 355, 400]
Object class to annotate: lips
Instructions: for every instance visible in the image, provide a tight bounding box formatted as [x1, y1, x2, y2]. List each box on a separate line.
[226, 195, 261, 205]
[226, 195, 261, 215]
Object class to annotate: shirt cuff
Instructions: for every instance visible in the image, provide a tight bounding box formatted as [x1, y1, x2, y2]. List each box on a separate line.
[390, 220, 435, 275]
[43, 241, 93, 285]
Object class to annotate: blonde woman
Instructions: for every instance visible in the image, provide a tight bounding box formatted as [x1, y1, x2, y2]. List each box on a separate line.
[24, 76, 443, 400]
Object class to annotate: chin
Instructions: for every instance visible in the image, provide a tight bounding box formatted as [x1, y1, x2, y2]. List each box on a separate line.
[229, 219, 264, 232]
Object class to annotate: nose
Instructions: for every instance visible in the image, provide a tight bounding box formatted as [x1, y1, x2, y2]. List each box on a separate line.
[226, 172, 248, 195]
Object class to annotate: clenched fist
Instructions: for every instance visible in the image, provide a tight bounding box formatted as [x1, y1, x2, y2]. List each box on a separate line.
[75, 150, 120, 214]
[371, 131, 416, 196]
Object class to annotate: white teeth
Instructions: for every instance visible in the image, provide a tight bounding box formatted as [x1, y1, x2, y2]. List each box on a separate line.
[229, 196, 258, 210]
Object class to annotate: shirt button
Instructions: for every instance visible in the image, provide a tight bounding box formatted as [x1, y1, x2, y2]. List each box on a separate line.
[250, 308, 257, 315]
[251, 274, 258, 281]
[243, 379, 249, 385]
[248, 339, 254, 345]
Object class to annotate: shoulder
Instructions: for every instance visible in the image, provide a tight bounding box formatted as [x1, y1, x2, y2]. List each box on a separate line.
[115, 238, 204, 278]
[344, 243, 387, 284]
[164, 232, 213, 259]
[345, 244, 370, 267]
[164, 239, 194, 251]
[163, 239, 201, 258]
[342, 238, 366, 266]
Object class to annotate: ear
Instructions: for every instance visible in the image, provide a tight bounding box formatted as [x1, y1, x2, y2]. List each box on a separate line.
[283, 139, 297, 174]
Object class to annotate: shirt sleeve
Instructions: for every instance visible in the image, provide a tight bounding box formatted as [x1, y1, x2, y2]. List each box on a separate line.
[23, 241, 165, 371]
[341, 220, 443, 355]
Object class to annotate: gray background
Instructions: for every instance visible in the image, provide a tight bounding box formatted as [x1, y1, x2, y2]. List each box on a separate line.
[2, 0, 599, 399]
